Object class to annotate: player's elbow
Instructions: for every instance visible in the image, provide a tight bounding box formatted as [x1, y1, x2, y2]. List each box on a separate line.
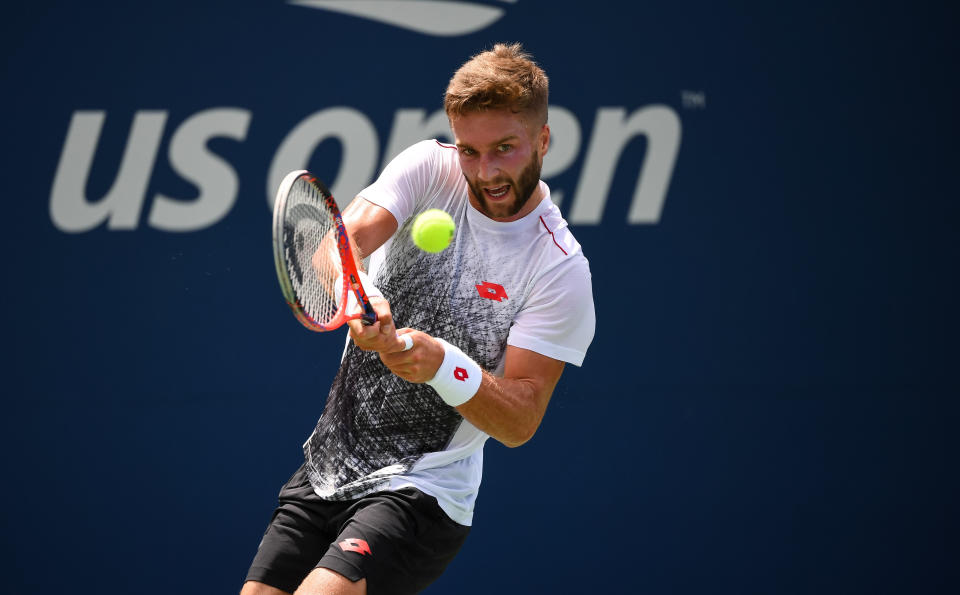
[499, 435, 530, 448]
[499, 421, 539, 448]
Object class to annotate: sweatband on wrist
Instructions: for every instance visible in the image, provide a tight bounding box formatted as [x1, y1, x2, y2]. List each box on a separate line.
[426, 339, 482, 407]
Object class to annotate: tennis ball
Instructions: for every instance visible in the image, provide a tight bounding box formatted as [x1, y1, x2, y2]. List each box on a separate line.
[411, 209, 455, 253]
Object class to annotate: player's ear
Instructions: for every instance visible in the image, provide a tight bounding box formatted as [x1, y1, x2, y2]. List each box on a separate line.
[538, 123, 550, 158]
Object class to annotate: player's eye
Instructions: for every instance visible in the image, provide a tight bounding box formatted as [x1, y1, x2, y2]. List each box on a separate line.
[459, 147, 476, 157]
[497, 144, 512, 153]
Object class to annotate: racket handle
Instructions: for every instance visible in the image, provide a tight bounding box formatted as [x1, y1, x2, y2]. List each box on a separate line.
[354, 271, 379, 327]
[357, 288, 378, 326]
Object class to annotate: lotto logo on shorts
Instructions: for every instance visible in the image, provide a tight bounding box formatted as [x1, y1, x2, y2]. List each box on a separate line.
[476, 281, 508, 302]
[454, 367, 469, 381]
[338, 538, 372, 556]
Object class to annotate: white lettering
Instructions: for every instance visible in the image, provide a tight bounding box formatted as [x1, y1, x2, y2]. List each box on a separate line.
[50, 111, 166, 232]
[382, 108, 452, 168]
[541, 106, 581, 208]
[267, 107, 378, 209]
[568, 106, 681, 224]
[149, 108, 251, 231]
[50, 104, 683, 233]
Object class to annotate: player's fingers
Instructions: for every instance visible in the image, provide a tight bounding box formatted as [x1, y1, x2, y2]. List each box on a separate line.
[377, 330, 410, 355]
[348, 320, 385, 352]
[346, 319, 365, 341]
[369, 297, 395, 335]
[380, 319, 395, 336]
[393, 328, 415, 351]
[380, 330, 438, 382]
[395, 328, 418, 352]
[348, 319, 375, 339]
[380, 332, 411, 359]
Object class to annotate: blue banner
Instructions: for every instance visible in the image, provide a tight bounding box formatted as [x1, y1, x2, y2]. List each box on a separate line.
[1, 1, 953, 593]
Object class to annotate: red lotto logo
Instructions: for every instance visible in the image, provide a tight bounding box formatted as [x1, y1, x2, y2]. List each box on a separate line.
[454, 367, 469, 381]
[476, 281, 508, 302]
[338, 538, 372, 556]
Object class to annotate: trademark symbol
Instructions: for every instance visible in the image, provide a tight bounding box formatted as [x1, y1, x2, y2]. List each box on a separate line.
[681, 90, 706, 109]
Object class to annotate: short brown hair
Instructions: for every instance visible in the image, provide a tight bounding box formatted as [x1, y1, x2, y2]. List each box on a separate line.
[444, 42, 549, 127]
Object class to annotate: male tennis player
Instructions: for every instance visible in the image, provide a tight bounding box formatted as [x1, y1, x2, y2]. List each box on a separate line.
[243, 43, 595, 595]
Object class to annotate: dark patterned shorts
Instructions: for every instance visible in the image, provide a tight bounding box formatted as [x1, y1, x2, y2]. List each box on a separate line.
[245, 464, 470, 594]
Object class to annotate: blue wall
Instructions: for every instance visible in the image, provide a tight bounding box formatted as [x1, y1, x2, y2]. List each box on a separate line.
[1, 1, 954, 593]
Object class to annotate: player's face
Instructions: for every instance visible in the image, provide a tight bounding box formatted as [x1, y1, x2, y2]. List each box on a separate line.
[450, 109, 550, 222]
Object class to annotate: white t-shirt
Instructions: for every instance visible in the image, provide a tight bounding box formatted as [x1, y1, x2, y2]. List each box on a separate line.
[302, 139, 595, 525]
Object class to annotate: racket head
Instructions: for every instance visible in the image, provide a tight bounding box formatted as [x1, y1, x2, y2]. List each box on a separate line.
[272, 170, 377, 331]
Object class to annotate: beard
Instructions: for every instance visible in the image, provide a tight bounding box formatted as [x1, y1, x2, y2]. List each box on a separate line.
[466, 149, 542, 220]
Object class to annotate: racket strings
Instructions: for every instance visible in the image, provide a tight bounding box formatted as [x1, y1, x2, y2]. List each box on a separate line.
[284, 178, 344, 327]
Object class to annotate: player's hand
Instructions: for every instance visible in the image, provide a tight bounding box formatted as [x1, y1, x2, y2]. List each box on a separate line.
[379, 329, 446, 383]
[347, 297, 408, 353]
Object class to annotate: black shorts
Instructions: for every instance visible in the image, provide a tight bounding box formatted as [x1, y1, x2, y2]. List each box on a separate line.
[245, 464, 470, 594]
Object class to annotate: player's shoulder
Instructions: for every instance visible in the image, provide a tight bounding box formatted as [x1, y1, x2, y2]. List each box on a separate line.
[387, 138, 451, 164]
[431, 138, 458, 153]
[518, 196, 592, 293]
[519, 199, 593, 313]
[533, 196, 587, 265]
[389, 139, 460, 176]
[405, 138, 458, 159]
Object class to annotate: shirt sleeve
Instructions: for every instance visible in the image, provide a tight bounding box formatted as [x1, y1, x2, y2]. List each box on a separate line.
[356, 140, 441, 227]
[507, 256, 596, 367]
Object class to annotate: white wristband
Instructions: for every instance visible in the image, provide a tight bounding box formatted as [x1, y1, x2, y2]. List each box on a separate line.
[426, 339, 482, 407]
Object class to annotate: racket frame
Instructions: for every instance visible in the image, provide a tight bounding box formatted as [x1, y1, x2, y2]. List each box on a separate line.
[272, 169, 378, 331]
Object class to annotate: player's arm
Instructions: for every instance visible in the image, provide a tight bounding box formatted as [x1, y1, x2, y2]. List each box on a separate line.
[339, 197, 407, 353]
[380, 336, 565, 447]
[459, 346, 565, 447]
[341, 195, 398, 260]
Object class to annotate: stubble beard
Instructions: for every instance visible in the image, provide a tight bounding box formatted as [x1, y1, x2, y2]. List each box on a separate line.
[467, 150, 542, 220]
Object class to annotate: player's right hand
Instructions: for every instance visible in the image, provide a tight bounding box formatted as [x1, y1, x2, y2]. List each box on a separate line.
[347, 296, 409, 353]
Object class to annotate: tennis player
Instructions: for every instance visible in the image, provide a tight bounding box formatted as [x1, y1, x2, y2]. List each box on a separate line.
[243, 43, 595, 595]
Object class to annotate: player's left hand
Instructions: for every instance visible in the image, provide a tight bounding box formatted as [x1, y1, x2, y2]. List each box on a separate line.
[347, 296, 408, 353]
[379, 329, 446, 383]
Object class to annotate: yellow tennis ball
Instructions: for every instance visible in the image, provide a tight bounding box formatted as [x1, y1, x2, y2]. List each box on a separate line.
[411, 209, 455, 253]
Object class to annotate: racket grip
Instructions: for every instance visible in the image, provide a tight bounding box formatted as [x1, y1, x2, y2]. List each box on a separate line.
[354, 271, 380, 327]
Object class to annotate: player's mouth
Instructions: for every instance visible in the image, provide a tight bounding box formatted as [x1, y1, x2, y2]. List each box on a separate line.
[483, 185, 510, 200]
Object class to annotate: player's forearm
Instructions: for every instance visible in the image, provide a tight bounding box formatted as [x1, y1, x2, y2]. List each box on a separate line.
[342, 197, 398, 260]
[378, 334, 563, 446]
[456, 373, 549, 448]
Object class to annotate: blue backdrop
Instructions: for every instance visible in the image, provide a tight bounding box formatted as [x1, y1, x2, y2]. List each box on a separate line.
[1, 1, 954, 593]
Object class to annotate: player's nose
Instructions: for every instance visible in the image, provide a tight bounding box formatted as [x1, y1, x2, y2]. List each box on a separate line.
[478, 153, 499, 180]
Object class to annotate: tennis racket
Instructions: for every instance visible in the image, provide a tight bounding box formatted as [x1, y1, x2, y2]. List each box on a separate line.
[272, 170, 377, 332]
